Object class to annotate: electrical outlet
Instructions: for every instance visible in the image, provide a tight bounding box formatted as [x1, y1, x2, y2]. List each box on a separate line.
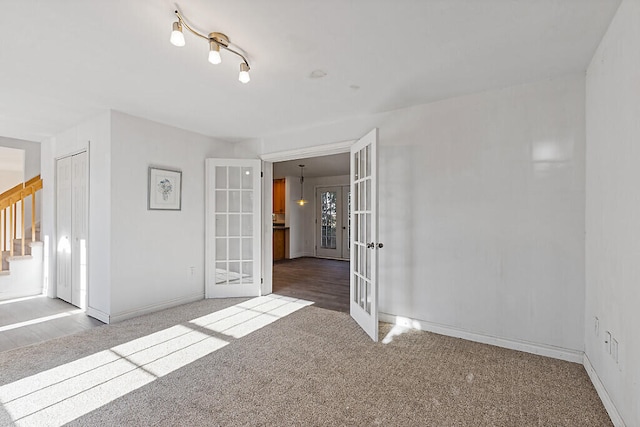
[188, 266, 195, 278]
[612, 338, 619, 363]
[594, 317, 599, 336]
[605, 331, 611, 354]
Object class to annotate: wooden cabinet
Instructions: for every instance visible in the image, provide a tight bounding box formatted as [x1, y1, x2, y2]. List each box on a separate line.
[273, 228, 289, 261]
[273, 178, 286, 214]
[273, 228, 286, 261]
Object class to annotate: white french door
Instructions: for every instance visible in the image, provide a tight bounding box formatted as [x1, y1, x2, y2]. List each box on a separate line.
[350, 129, 379, 341]
[205, 159, 262, 298]
[316, 185, 350, 259]
[56, 151, 88, 309]
[342, 187, 350, 259]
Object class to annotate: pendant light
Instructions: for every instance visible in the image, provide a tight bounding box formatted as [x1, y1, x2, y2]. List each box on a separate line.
[297, 165, 307, 206]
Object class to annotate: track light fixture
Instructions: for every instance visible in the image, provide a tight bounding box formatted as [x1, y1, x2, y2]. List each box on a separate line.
[170, 9, 251, 83]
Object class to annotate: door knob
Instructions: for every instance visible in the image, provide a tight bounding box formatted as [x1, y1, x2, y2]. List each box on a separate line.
[377, 243, 384, 249]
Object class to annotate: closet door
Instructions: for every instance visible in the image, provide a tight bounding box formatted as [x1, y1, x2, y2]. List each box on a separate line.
[56, 151, 88, 308]
[71, 151, 88, 308]
[56, 156, 73, 303]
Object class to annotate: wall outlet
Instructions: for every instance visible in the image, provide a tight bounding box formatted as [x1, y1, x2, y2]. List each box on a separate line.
[605, 331, 611, 354]
[188, 266, 195, 278]
[594, 317, 599, 336]
[611, 338, 619, 363]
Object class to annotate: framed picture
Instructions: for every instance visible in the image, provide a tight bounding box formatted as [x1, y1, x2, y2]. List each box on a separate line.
[148, 166, 182, 210]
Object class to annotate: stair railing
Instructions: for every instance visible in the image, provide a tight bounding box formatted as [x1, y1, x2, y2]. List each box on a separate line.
[0, 175, 43, 270]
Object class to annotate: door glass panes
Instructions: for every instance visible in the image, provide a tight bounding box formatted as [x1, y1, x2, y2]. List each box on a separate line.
[229, 167, 241, 189]
[347, 191, 351, 250]
[352, 143, 373, 313]
[214, 165, 256, 286]
[241, 167, 253, 189]
[321, 191, 337, 249]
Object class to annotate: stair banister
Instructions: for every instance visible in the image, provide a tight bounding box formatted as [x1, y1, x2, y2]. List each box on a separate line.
[0, 175, 43, 271]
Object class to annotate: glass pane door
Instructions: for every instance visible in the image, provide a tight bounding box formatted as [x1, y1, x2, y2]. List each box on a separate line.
[316, 186, 351, 259]
[350, 129, 378, 341]
[316, 187, 341, 258]
[206, 159, 262, 298]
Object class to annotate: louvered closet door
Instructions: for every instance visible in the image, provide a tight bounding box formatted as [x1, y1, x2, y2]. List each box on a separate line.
[56, 156, 72, 304]
[56, 151, 88, 309]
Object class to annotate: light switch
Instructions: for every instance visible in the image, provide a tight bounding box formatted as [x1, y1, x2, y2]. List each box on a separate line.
[605, 331, 611, 354]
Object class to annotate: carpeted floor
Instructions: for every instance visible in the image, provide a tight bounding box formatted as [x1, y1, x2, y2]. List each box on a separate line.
[0, 297, 612, 426]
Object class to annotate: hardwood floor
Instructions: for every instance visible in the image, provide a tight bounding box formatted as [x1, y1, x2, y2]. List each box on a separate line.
[0, 295, 104, 353]
[273, 257, 350, 313]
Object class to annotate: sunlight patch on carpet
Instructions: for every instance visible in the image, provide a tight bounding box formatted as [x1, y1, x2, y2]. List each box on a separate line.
[190, 295, 314, 339]
[0, 294, 312, 426]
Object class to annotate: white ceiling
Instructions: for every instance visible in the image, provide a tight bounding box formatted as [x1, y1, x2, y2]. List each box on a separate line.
[274, 153, 350, 179]
[0, 0, 621, 144]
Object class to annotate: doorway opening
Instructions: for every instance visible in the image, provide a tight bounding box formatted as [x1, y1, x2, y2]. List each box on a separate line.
[270, 152, 350, 312]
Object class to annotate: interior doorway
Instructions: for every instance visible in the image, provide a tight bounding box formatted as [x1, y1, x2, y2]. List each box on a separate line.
[267, 149, 351, 312]
[0, 147, 26, 252]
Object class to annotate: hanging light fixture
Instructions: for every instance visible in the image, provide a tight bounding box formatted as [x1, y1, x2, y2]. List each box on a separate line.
[170, 22, 186, 47]
[297, 165, 307, 206]
[170, 8, 251, 83]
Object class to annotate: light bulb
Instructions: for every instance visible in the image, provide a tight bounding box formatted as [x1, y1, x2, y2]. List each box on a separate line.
[208, 41, 222, 64]
[239, 63, 251, 84]
[170, 22, 185, 47]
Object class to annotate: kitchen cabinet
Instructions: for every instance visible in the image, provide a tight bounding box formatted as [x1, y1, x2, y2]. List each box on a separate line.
[273, 178, 286, 214]
[273, 227, 289, 261]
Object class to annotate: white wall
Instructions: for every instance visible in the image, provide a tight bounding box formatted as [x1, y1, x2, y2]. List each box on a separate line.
[0, 171, 23, 194]
[284, 176, 305, 258]
[238, 74, 586, 356]
[41, 111, 112, 318]
[585, 0, 640, 424]
[0, 136, 40, 181]
[109, 111, 234, 321]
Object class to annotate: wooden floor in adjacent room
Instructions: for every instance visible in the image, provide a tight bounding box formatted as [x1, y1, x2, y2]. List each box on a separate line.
[273, 257, 350, 313]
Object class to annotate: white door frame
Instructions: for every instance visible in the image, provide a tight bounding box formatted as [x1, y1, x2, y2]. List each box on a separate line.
[259, 140, 355, 295]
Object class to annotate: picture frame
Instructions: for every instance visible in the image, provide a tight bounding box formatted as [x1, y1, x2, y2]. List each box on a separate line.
[148, 166, 182, 210]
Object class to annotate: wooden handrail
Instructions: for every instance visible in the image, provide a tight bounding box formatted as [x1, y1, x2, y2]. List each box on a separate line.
[0, 182, 25, 202]
[1, 175, 43, 267]
[0, 175, 42, 210]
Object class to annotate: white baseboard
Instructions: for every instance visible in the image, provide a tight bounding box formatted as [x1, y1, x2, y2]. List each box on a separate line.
[378, 312, 583, 363]
[289, 251, 315, 259]
[109, 292, 204, 324]
[0, 288, 43, 302]
[583, 354, 626, 427]
[86, 306, 110, 324]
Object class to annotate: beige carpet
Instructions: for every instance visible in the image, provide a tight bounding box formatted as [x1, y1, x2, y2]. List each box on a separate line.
[0, 297, 611, 426]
